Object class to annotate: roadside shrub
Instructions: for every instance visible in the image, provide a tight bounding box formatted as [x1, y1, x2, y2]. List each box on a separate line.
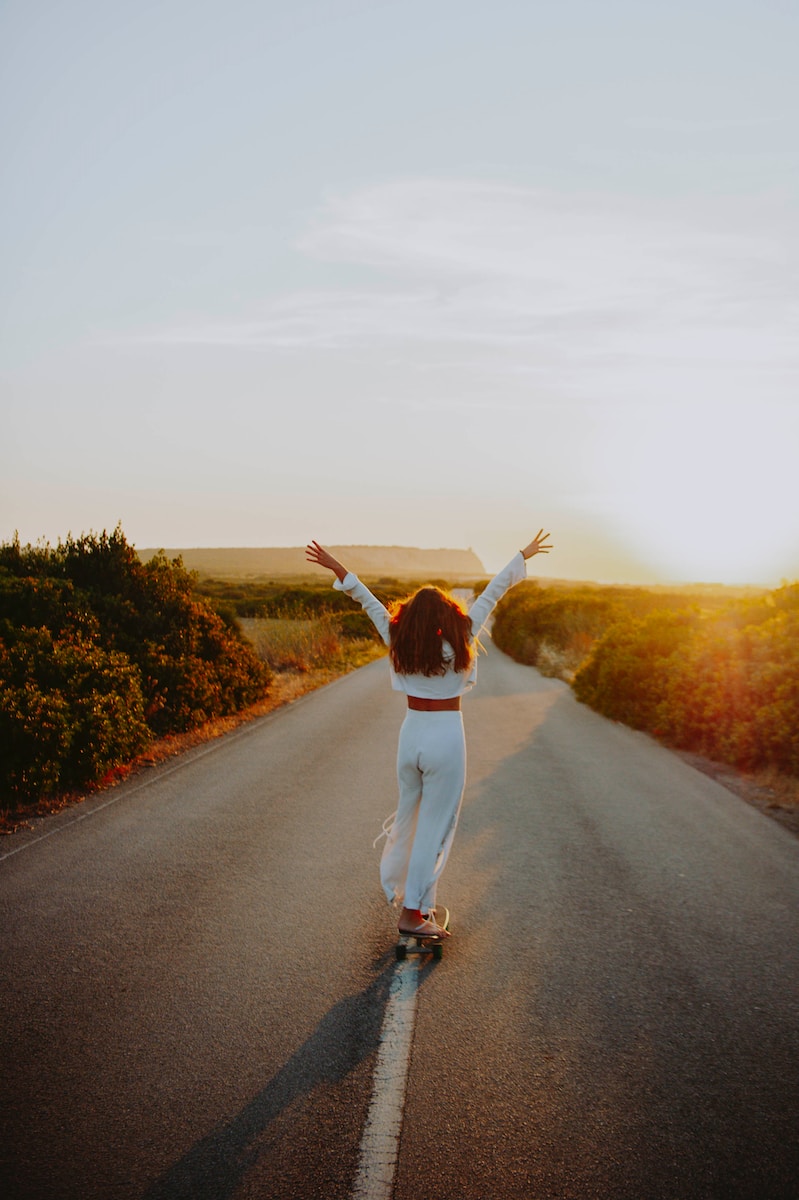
[492, 584, 625, 679]
[0, 628, 149, 801]
[337, 611, 382, 641]
[0, 527, 271, 806]
[751, 604, 799, 775]
[485, 573, 799, 780]
[132, 590, 271, 734]
[572, 610, 699, 731]
[50, 635, 150, 786]
[660, 607, 799, 773]
[0, 633, 74, 801]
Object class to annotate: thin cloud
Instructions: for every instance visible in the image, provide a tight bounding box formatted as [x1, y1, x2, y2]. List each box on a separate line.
[120, 178, 798, 388]
[298, 179, 710, 306]
[624, 114, 786, 133]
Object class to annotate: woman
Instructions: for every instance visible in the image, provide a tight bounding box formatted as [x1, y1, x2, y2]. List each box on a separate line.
[305, 530, 553, 939]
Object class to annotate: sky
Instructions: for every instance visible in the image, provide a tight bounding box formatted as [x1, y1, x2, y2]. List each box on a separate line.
[2, 0, 798, 584]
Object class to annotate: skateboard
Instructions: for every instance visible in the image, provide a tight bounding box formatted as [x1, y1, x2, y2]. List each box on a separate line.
[395, 906, 450, 961]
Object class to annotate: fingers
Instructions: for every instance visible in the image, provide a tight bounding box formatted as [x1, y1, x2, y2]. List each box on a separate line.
[524, 530, 553, 557]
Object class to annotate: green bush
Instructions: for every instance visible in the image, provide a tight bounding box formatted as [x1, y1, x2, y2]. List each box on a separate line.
[337, 610, 382, 641]
[492, 583, 626, 678]
[660, 605, 799, 773]
[0, 628, 149, 799]
[494, 578, 799, 780]
[0, 527, 271, 805]
[0, 635, 74, 801]
[572, 610, 698, 731]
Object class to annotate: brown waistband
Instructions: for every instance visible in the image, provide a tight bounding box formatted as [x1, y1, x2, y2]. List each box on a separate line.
[407, 695, 461, 711]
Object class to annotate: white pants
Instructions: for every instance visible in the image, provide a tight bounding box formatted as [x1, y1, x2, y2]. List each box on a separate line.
[380, 710, 466, 912]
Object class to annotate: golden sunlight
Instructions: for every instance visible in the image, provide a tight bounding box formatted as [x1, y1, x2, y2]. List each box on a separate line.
[601, 400, 798, 584]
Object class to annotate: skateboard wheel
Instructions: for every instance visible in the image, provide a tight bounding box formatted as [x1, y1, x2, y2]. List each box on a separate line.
[395, 944, 407, 961]
[432, 943, 443, 961]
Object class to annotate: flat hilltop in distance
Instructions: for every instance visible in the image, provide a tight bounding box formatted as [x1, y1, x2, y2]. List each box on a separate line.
[134, 547, 770, 595]
[136, 545, 487, 581]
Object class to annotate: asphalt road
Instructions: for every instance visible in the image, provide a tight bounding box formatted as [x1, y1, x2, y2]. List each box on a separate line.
[2, 642, 799, 1200]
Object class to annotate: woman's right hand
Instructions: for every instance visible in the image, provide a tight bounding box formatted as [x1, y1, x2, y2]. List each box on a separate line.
[305, 541, 349, 582]
[521, 530, 553, 559]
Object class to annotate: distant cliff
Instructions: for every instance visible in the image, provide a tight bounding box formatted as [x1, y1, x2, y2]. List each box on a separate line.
[136, 545, 487, 580]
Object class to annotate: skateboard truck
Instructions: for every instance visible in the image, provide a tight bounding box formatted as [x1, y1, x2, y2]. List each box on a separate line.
[395, 906, 450, 961]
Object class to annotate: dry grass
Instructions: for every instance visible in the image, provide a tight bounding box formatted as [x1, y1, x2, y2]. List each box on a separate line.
[240, 615, 341, 672]
[240, 615, 384, 675]
[534, 638, 593, 683]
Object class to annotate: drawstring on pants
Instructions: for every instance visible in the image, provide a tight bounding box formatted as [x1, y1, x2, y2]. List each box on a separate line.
[373, 810, 396, 849]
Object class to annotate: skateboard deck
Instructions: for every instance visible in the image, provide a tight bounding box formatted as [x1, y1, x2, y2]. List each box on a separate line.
[395, 906, 450, 961]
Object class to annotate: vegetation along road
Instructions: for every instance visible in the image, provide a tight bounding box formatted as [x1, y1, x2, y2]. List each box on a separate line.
[2, 641, 799, 1199]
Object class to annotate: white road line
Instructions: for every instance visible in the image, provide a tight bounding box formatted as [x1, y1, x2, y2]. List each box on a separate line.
[352, 960, 419, 1200]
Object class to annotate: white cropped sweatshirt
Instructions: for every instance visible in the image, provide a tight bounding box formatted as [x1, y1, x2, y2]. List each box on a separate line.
[332, 551, 527, 699]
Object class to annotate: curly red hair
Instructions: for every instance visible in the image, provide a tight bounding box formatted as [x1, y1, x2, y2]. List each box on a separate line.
[389, 586, 474, 676]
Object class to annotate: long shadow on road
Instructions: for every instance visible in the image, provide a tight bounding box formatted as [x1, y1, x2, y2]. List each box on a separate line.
[144, 964, 392, 1200]
[144, 952, 439, 1200]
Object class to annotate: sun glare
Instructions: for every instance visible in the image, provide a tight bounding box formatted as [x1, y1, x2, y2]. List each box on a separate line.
[601, 400, 798, 584]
